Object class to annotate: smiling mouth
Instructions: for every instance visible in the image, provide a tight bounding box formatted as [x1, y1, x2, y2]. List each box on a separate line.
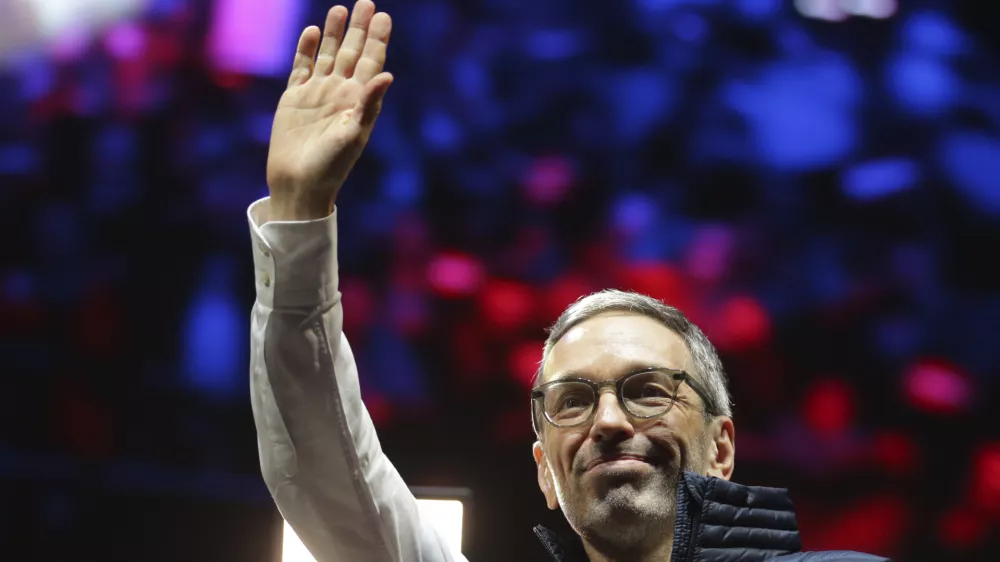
[585, 455, 654, 472]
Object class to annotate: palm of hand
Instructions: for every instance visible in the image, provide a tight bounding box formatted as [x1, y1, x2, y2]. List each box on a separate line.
[269, 78, 366, 194]
[266, 1, 393, 217]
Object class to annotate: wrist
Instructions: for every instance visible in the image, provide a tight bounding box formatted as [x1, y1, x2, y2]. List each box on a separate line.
[268, 191, 335, 222]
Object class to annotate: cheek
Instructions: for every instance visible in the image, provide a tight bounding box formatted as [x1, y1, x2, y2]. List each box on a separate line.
[679, 418, 712, 469]
[553, 431, 587, 478]
[646, 413, 705, 458]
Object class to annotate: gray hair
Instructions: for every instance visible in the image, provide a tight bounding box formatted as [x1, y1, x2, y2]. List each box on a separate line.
[533, 289, 732, 419]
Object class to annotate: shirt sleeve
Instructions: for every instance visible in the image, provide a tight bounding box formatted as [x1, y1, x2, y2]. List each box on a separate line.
[247, 197, 466, 562]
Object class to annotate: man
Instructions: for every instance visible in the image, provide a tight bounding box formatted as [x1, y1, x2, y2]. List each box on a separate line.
[248, 3, 889, 561]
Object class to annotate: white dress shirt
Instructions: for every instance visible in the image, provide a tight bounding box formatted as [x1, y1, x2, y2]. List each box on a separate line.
[247, 197, 467, 562]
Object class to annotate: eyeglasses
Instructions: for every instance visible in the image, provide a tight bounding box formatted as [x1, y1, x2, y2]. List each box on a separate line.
[530, 368, 714, 433]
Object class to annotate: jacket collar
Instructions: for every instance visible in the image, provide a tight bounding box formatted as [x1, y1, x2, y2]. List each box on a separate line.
[534, 472, 803, 562]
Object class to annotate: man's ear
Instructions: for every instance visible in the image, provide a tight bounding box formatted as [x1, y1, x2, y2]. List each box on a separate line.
[532, 441, 559, 510]
[705, 416, 735, 480]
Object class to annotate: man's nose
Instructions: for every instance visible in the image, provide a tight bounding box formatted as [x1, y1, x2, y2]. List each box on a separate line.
[589, 391, 635, 443]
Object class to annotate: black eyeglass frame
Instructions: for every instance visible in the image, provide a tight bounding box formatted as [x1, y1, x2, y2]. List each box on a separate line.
[530, 369, 716, 434]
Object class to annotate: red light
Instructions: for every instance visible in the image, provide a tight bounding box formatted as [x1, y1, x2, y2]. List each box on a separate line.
[802, 378, 855, 436]
[362, 389, 395, 427]
[542, 275, 594, 323]
[340, 276, 375, 336]
[719, 295, 771, 351]
[479, 279, 536, 333]
[807, 496, 906, 555]
[619, 262, 689, 311]
[971, 443, 1000, 514]
[427, 253, 484, 298]
[902, 358, 973, 415]
[451, 323, 489, 389]
[870, 431, 917, 474]
[939, 506, 987, 548]
[508, 341, 544, 389]
[211, 70, 251, 90]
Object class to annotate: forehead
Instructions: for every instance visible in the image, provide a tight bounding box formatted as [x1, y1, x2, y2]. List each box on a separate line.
[543, 312, 694, 381]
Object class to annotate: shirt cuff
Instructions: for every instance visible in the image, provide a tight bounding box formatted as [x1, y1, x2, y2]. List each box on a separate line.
[247, 197, 340, 309]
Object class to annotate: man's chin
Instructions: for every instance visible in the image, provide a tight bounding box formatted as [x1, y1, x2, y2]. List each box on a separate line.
[585, 466, 679, 515]
[597, 487, 647, 515]
[573, 485, 675, 547]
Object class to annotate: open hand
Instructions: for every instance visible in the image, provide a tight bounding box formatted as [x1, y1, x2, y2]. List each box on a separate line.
[266, 1, 393, 221]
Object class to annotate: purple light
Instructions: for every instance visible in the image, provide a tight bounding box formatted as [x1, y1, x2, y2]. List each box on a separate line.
[523, 156, 575, 206]
[903, 359, 973, 414]
[104, 22, 145, 60]
[206, 0, 303, 76]
[427, 253, 484, 297]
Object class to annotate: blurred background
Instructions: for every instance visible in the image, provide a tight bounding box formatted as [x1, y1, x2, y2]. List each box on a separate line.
[1, 0, 999, 560]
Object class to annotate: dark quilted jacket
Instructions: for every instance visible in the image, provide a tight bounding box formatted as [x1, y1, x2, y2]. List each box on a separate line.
[532, 472, 890, 562]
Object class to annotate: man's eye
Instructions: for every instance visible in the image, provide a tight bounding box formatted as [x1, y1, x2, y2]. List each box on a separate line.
[641, 385, 670, 398]
[556, 393, 590, 411]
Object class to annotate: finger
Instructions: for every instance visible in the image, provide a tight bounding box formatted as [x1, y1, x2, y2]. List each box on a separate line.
[288, 26, 321, 87]
[333, 0, 375, 78]
[352, 12, 392, 84]
[315, 6, 349, 76]
[357, 72, 393, 127]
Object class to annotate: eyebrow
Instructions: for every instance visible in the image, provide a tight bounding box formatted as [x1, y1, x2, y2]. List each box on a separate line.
[546, 363, 682, 383]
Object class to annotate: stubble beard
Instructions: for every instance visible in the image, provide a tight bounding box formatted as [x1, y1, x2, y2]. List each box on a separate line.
[579, 466, 680, 551]
[556, 436, 708, 554]
[570, 463, 679, 550]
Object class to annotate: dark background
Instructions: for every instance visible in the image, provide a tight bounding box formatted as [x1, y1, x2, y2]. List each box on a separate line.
[2, 0, 1000, 560]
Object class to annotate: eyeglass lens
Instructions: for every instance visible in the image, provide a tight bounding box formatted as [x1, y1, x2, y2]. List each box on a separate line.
[541, 371, 680, 426]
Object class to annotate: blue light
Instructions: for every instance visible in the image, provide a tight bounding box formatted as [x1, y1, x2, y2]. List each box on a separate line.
[246, 113, 274, 145]
[16, 55, 53, 101]
[735, 0, 781, 20]
[749, 92, 856, 171]
[3, 270, 35, 303]
[805, 240, 849, 305]
[939, 132, 1000, 217]
[382, 165, 424, 207]
[420, 109, 462, 154]
[842, 157, 920, 201]
[182, 256, 243, 398]
[194, 125, 233, 162]
[451, 55, 490, 100]
[725, 57, 860, 171]
[96, 124, 136, 163]
[612, 192, 658, 236]
[875, 317, 920, 361]
[365, 324, 427, 402]
[886, 54, 957, 115]
[670, 12, 707, 43]
[524, 29, 584, 61]
[902, 11, 967, 57]
[607, 68, 675, 144]
[0, 144, 38, 175]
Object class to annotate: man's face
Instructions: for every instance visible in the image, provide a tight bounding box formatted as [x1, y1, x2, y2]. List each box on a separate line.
[532, 312, 734, 549]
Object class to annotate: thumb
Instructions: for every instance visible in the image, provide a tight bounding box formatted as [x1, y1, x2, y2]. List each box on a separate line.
[357, 72, 393, 127]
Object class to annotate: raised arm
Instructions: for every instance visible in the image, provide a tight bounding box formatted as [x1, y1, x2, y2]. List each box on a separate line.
[249, 3, 464, 561]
